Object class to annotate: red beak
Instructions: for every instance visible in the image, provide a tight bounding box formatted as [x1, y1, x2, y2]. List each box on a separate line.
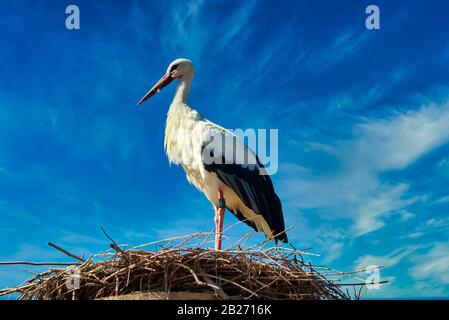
[137, 73, 174, 106]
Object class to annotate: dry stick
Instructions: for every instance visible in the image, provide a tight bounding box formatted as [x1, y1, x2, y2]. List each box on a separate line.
[197, 273, 259, 298]
[2, 232, 360, 300]
[318, 266, 384, 283]
[159, 239, 175, 251]
[109, 243, 124, 255]
[356, 284, 364, 300]
[46, 280, 68, 298]
[321, 265, 383, 275]
[101, 227, 125, 255]
[102, 264, 137, 282]
[132, 232, 210, 250]
[309, 263, 348, 299]
[260, 236, 283, 252]
[171, 233, 202, 249]
[126, 265, 131, 287]
[245, 226, 294, 251]
[332, 280, 388, 287]
[287, 242, 320, 258]
[0, 283, 36, 296]
[22, 269, 39, 277]
[226, 231, 253, 251]
[271, 246, 320, 257]
[48, 242, 86, 262]
[199, 270, 230, 300]
[222, 218, 252, 234]
[192, 239, 216, 250]
[172, 263, 207, 288]
[78, 255, 94, 269]
[115, 275, 119, 297]
[0, 261, 80, 266]
[198, 228, 215, 248]
[239, 230, 254, 249]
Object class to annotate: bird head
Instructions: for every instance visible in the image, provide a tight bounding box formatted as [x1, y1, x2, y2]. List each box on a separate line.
[137, 58, 194, 106]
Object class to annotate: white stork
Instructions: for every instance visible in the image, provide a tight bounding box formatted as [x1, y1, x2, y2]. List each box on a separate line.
[137, 58, 288, 250]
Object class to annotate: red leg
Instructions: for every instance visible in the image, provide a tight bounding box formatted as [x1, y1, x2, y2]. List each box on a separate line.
[215, 190, 226, 251]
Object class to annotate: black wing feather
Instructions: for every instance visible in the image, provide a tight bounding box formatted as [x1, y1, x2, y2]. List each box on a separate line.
[201, 136, 288, 243]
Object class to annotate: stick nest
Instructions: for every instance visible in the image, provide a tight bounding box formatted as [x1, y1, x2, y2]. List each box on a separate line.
[0, 231, 373, 300]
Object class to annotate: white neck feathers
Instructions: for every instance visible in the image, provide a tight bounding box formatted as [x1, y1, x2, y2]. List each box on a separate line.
[164, 76, 202, 165]
[172, 75, 193, 105]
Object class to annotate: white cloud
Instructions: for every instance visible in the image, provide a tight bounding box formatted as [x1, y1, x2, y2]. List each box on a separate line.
[5, 244, 61, 262]
[160, 0, 258, 64]
[280, 97, 449, 236]
[327, 69, 406, 113]
[0, 200, 42, 226]
[437, 157, 449, 169]
[346, 101, 449, 171]
[213, 0, 257, 51]
[408, 281, 447, 298]
[426, 217, 449, 228]
[124, 230, 150, 240]
[354, 246, 419, 271]
[402, 231, 425, 239]
[434, 195, 449, 204]
[409, 242, 449, 284]
[355, 243, 449, 298]
[352, 247, 421, 299]
[280, 165, 421, 236]
[401, 216, 449, 239]
[59, 231, 106, 245]
[306, 29, 370, 71]
[160, 0, 208, 62]
[321, 241, 344, 264]
[364, 276, 447, 299]
[399, 210, 415, 222]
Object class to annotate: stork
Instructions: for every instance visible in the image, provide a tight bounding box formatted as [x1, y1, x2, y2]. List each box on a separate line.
[137, 58, 288, 250]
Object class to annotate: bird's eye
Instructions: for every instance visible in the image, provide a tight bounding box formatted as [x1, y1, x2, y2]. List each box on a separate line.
[170, 64, 179, 73]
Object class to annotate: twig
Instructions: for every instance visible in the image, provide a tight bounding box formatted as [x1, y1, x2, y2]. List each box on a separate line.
[101, 227, 125, 255]
[0, 261, 80, 266]
[48, 242, 86, 262]
[1, 229, 357, 300]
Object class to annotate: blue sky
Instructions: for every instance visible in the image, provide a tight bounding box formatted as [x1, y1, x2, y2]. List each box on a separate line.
[1, 0, 449, 298]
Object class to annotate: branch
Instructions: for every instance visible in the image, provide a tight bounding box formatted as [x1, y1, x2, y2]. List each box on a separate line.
[47, 242, 86, 262]
[101, 227, 125, 254]
[0, 261, 80, 266]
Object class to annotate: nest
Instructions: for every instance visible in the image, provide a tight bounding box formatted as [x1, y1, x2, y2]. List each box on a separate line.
[0, 229, 376, 300]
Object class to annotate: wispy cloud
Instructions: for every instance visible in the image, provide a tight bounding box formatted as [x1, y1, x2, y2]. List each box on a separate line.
[306, 28, 370, 71]
[403, 216, 449, 239]
[280, 94, 449, 236]
[346, 100, 449, 171]
[160, 0, 208, 62]
[409, 242, 449, 284]
[59, 231, 106, 245]
[353, 245, 425, 298]
[325, 69, 407, 114]
[0, 200, 41, 226]
[434, 195, 449, 204]
[2, 244, 61, 262]
[213, 0, 257, 51]
[355, 246, 420, 271]
[160, 0, 258, 64]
